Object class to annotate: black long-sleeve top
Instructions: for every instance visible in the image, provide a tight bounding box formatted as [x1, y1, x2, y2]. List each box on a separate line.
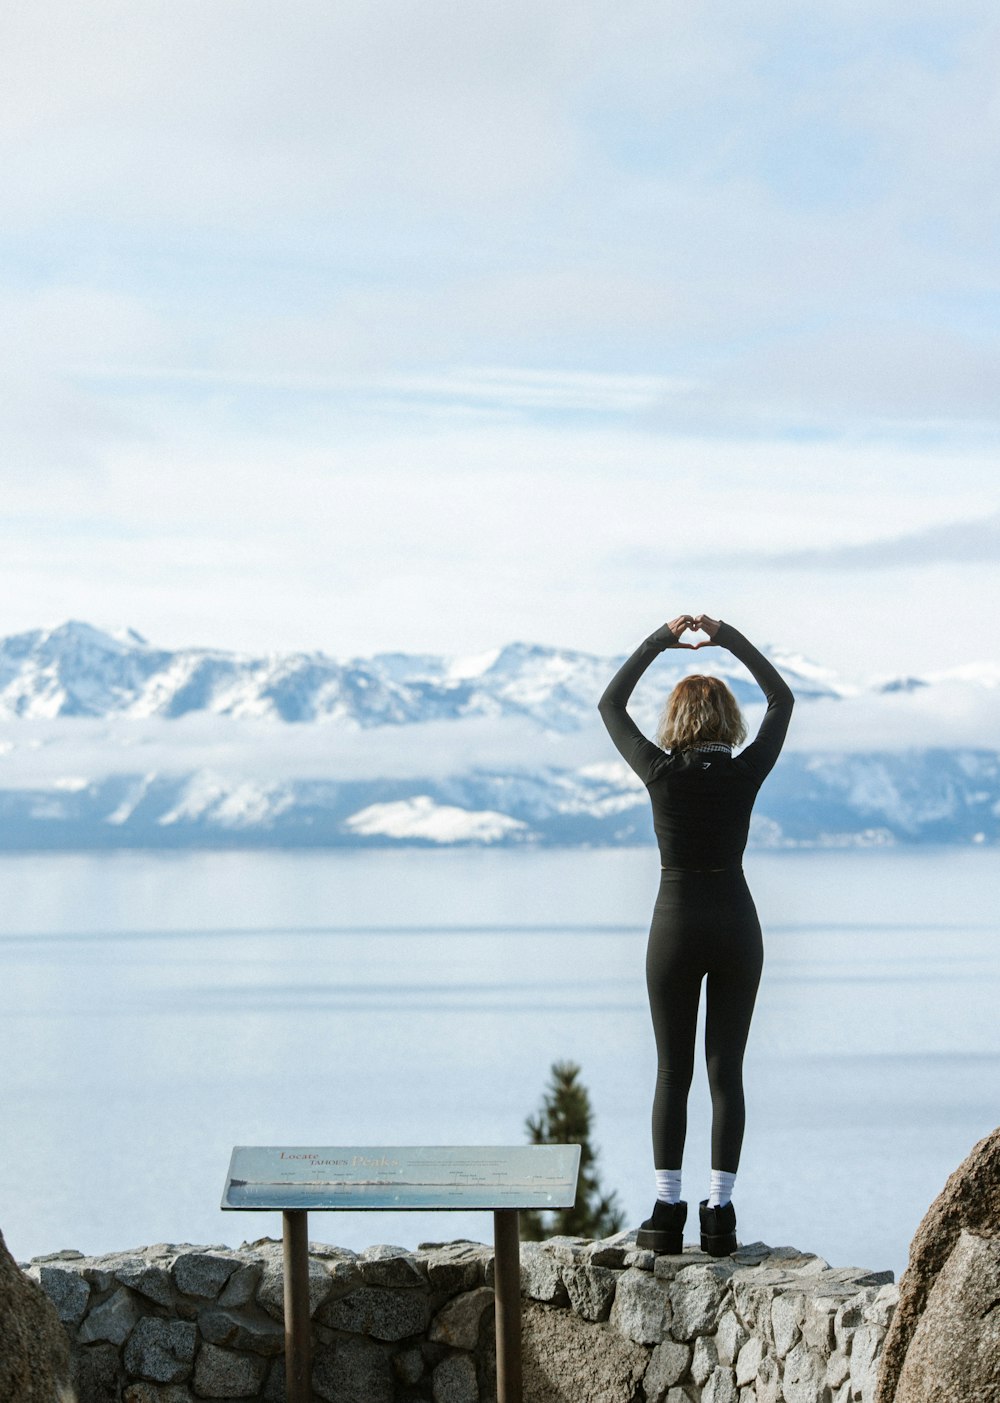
[597, 621, 794, 870]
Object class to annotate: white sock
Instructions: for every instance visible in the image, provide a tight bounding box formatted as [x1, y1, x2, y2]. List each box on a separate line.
[655, 1168, 682, 1204]
[708, 1169, 736, 1207]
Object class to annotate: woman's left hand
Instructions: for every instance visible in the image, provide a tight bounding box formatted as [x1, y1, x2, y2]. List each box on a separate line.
[691, 614, 721, 646]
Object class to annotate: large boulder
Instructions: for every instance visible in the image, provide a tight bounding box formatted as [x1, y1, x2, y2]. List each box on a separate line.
[876, 1125, 1000, 1402]
[0, 1228, 76, 1403]
[521, 1300, 648, 1403]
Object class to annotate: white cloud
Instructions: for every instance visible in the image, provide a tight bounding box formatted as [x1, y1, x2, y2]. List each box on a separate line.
[2, 673, 999, 798]
[0, 417, 996, 674]
[760, 512, 1000, 569]
[784, 684, 1000, 753]
[0, 713, 588, 786]
[1, 1, 1000, 672]
[0, 1, 592, 224]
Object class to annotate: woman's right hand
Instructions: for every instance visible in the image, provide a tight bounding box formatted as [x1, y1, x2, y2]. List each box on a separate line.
[692, 614, 721, 644]
[667, 614, 695, 644]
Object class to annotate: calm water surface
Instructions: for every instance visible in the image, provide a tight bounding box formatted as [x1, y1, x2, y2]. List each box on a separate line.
[1, 846, 997, 1281]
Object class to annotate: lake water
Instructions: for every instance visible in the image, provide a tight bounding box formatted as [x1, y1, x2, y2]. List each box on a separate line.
[1, 846, 997, 1282]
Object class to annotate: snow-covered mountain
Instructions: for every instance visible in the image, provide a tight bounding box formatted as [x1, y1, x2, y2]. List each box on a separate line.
[0, 620, 840, 726]
[0, 751, 998, 850]
[0, 621, 997, 850]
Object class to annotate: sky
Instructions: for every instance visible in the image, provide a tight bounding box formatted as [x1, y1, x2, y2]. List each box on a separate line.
[2, 1, 999, 680]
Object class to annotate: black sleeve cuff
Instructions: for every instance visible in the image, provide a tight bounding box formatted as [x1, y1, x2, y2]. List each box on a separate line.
[645, 622, 681, 650]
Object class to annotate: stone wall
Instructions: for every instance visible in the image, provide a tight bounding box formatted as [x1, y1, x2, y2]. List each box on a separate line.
[25, 1233, 897, 1403]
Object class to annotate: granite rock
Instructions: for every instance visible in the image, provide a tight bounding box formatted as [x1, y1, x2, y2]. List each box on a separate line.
[825, 1347, 851, 1388]
[123, 1318, 196, 1384]
[734, 1334, 763, 1386]
[833, 1293, 867, 1353]
[256, 1251, 331, 1321]
[199, 1306, 285, 1356]
[654, 1250, 709, 1283]
[770, 1291, 804, 1357]
[670, 1265, 727, 1338]
[122, 1385, 191, 1403]
[312, 1335, 393, 1403]
[851, 1321, 884, 1403]
[585, 1232, 637, 1269]
[114, 1259, 174, 1309]
[876, 1124, 1000, 1403]
[424, 1243, 484, 1294]
[173, 1250, 240, 1300]
[538, 1236, 590, 1266]
[319, 1284, 431, 1340]
[691, 1333, 719, 1385]
[609, 1267, 672, 1344]
[863, 1281, 899, 1330]
[0, 1228, 75, 1403]
[642, 1339, 691, 1401]
[78, 1287, 139, 1347]
[801, 1293, 843, 1352]
[892, 1228, 1000, 1403]
[754, 1352, 782, 1403]
[36, 1265, 91, 1329]
[262, 1357, 286, 1402]
[358, 1246, 425, 1288]
[73, 1341, 121, 1403]
[623, 1248, 656, 1272]
[562, 1264, 618, 1322]
[519, 1244, 568, 1305]
[393, 1346, 425, 1386]
[702, 1365, 738, 1403]
[782, 1338, 828, 1403]
[715, 1308, 748, 1366]
[215, 1260, 261, 1308]
[432, 1352, 479, 1403]
[521, 1301, 648, 1403]
[429, 1286, 494, 1349]
[193, 1342, 267, 1398]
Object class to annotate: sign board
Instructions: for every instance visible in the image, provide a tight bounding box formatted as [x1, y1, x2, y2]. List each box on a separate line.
[221, 1144, 581, 1212]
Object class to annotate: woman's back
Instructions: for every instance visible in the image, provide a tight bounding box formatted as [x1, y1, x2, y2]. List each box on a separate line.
[598, 617, 794, 871]
[646, 747, 760, 869]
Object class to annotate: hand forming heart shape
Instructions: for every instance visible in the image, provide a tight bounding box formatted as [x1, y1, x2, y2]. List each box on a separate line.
[668, 613, 721, 649]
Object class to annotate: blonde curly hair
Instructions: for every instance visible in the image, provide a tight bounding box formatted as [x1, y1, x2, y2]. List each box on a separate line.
[656, 674, 748, 753]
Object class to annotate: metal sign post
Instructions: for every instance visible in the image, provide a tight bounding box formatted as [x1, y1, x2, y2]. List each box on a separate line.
[493, 1207, 523, 1403]
[222, 1144, 580, 1403]
[281, 1209, 311, 1402]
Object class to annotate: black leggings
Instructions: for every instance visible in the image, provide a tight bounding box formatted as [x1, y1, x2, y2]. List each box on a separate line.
[646, 868, 763, 1172]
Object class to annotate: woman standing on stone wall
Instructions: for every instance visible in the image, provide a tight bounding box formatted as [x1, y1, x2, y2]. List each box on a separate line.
[598, 613, 794, 1256]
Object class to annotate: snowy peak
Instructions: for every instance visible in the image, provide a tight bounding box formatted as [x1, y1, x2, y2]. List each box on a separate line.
[765, 648, 851, 697]
[0, 619, 975, 728]
[873, 662, 1000, 694]
[0, 621, 169, 718]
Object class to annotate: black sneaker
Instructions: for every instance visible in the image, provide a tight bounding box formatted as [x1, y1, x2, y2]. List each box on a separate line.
[699, 1198, 737, 1256]
[636, 1199, 687, 1253]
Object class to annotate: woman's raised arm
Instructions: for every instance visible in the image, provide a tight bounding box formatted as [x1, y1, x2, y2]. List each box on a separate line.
[597, 616, 692, 783]
[694, 615, 794, 786]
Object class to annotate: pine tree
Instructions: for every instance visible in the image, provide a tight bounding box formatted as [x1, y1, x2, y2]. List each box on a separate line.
[521, 1060, 625, 1241]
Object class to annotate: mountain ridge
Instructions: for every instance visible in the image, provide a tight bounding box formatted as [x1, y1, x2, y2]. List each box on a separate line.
[0, 619, 842, 726]
[0, 749, 996, 850]
[1, 622, 997, 850]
